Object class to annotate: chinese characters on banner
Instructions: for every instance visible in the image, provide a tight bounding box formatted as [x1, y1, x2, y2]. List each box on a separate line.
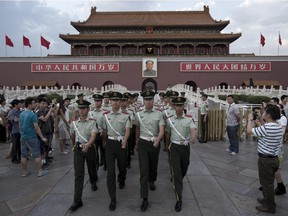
[31, 63, 119, 72]
[180, 62, 271, 72]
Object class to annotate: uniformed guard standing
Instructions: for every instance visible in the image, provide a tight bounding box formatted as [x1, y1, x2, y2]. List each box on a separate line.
[101, 92, 131, 211]
[89, 94, 106, 170]
[69, 100, 98, 212]
[135, 90, 165, 212]
[199, 94, 209, 143]
[167, 97, 197, 212]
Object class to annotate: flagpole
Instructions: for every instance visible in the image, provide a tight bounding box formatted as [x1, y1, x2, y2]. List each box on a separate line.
[278, 31, 280, 56]
[23, 34, 25, 57]
[40, 34, 42, 57]
[5, 44, 7, 57]
[259, 33, 261, 56]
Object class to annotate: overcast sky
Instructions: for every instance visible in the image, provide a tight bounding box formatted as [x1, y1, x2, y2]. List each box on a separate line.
[0, 0, 287, 57]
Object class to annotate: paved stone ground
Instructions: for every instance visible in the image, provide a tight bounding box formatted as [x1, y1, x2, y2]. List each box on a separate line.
[0, 137, 288, 216]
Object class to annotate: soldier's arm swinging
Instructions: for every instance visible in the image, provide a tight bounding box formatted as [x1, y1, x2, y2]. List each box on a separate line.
[121, 127, 130, 149]
[82, 131, 97, 152]
[154, 125, 164, 147]
[189, 128, 197, 144]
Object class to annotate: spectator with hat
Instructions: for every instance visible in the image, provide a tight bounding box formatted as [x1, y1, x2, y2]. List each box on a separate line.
[101, 91, 132, 211]
[134, 90, 165, 212]
[167, 97, 197, 212]
[69, 100, 98, 212]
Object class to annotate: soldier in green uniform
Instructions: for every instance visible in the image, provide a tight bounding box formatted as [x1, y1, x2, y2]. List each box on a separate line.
[121, 93, 134, 169]
[89, 94, 106, 170]
[163, 91, 178, 151]
[101, 92, 131, 211]
[135, 90, 165, 212]
[167, 97, 197, 212]
[69, 100, 98, 212]
[102, 92, 111, 111]
[199, 94, 209, 143]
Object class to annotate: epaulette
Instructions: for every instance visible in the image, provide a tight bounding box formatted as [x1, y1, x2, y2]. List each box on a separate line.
[128, 108, 134, 112]
[122, 111, 129, 115]
[102, 108, 110, 112]
[89, 118, 96, 121]
[167, 115, 174, 119]
[185, 114, 192, 118]
[155, 108, 162, 112]
[103, 111, 110, 115]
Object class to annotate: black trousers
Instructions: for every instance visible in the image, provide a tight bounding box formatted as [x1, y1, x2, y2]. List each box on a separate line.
[138, 138, 160, 199]
[73, 144, 97, 203]
[105, 139, 127, 200]
[95, 134, 105, 167]
[11, 133, 21, 161]
[0, 124, 6, 142]
[170, 143, 190, 202]
[200, 114, 208, 142]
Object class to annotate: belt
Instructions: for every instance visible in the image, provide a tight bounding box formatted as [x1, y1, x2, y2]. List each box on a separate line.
[108, 136, 122, 141]
[172, 141, 188, 145]
[140, 135, 155, 142]
[258, 153, 277, 158]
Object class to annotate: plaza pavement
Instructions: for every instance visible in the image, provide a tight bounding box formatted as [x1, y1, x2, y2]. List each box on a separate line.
[0, 137, 288, 216]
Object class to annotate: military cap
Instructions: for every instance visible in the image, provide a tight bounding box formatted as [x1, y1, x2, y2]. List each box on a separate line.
[77, 100, 91, 108]
[121, 94, 129, 100]
[77, 93, 84, 97]
[172, 97, 186, 105]
[93, 94, 104, 101]
[164, 90, 172, 98]
[109, 91, 123, 100]
[141, 90, 155, 100]
[123, 92, 133, 98]
[102, 92, 110, 98]
[159, 92, 165, 97]
[180, 92, 185, 96]
[132, 93, 139, 98]
[169, 91, 179, 98]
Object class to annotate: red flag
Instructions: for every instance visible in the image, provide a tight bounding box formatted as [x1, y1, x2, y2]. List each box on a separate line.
[23, 36, 31, 47]
[260, 34, 265, 47]
[5, 35, 14, 47]
[41, 36, 50, 49]
[279, 34, 282, 46]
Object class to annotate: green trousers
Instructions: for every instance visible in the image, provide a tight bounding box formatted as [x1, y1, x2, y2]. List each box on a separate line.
[258, 156, 279, 209]
[73, 144, 97, 203]
[138, 139, 160, 199]
[106, 140, 127, 200]
[170, 143, 190, 202]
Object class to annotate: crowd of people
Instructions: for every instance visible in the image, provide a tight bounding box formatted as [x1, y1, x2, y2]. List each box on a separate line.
[0, 91, 287, 214]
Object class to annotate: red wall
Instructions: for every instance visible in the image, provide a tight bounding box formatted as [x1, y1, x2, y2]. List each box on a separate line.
[0, 56, 287, 90]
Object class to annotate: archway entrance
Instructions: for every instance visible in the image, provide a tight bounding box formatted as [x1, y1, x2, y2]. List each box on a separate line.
[142, 78, 157, 93]
[71, 82, 81, 89]
[185, 81, 197, 92]
[219, 82, 228, 89]
[103, 81, 114, 88]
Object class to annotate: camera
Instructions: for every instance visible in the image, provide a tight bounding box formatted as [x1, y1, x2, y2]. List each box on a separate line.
[252, 112, 258, 120]
[76, 142, 83, 150]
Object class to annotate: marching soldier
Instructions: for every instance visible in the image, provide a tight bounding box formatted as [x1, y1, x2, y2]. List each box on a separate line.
[69, 100, 98, 212]
[163, 91, 178, 151]
[101, 92, 131, 211]
[102, 92, 112, 111]
[135, 90, 165, 212]
[199, 94, 209, 143]
[167, 97, 197, 212]
[89, 94, 106, 170]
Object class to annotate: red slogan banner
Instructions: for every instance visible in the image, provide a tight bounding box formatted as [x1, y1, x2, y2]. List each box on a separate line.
[31, 63, 119, 73]
[180, 62, 271, 72]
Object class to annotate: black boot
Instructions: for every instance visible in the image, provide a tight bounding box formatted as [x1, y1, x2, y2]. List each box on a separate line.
[275, 182, 286, 195]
